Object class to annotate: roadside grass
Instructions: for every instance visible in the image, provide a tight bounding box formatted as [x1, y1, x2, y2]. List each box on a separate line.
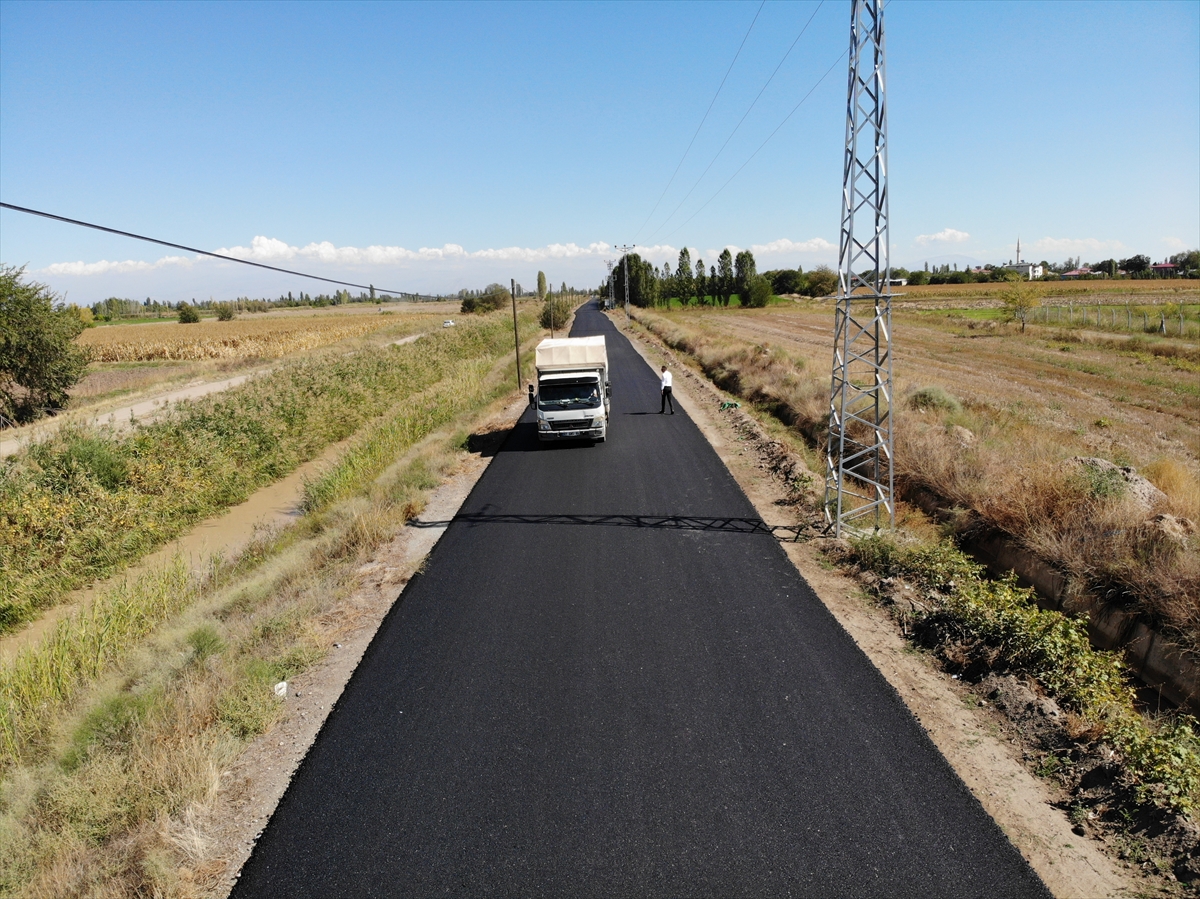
[0, 316, 539, 897]
[628, 306, 1200, 644]
[625, 305, 1200, 824]
[0, 315, 524, 635]
[845, 536, 1200, 816]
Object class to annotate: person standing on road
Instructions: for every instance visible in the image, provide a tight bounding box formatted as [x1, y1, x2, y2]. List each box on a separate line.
[659, 365, 675, 414]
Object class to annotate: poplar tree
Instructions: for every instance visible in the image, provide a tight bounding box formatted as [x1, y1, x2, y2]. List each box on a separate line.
[676, 248, 693, 304]
[537, 271, 547, 300]
[717, 249, 734, 306]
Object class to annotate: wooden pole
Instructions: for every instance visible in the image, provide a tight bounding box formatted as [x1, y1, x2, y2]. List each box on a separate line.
[511, 278, 522, 389]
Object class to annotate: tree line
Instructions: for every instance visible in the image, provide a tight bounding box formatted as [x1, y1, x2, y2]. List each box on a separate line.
[604, 247, 841, 309]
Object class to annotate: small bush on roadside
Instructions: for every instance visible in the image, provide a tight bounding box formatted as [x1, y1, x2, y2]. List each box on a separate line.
[906, 386, 962, 414]
[214, 303, 235, 321]
[849, 535, 1200, 815]
[177, 304, 200, 324]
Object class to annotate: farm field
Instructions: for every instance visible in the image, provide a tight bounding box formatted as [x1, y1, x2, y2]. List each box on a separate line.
[680, 299, 1199, 461]
[1, 304, 462, 456]
[633, 296, 1200, 647]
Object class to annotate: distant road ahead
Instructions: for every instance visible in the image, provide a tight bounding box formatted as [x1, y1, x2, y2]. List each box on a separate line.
[233, 302, 1047, 897]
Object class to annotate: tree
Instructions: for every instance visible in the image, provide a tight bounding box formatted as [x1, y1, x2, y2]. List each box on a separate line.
[734, 250, 757, 301]
[717, 249, 734, 306]
[1, 265, 91, 423]
[1120, 254, 1151, 276]
[676, 248, 693, 303]
[537, 271, 547, 300]
[1168, 249, 1200, 279]
[744, 275, 773, 308]
[1001, 282, 1040, 332]
[214, 302, 235, 321]
[804, 265, 838, 297]
[462, 283, 511, 314]
[695, 259, 707, 304]
[766, 268, 804, 295]
[178, 302, 200, 323]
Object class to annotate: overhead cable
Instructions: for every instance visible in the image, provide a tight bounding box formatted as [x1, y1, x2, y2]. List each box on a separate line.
[660, 48, 847, 245]
[646, 1, 826, 245]
[0, 202, 432, 297]
[629, 0, 765, 243]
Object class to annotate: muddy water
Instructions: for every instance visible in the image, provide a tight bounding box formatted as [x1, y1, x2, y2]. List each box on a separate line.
[0, 439, 349, 662]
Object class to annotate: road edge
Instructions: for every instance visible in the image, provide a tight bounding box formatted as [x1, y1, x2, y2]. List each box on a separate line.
[612, 311, 1134, 899]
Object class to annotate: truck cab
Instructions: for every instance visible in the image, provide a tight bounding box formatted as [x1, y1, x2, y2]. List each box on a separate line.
[529, 336, 610, 444]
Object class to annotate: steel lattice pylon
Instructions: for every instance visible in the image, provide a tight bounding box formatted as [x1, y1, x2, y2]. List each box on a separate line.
[824, 0, 893, 536]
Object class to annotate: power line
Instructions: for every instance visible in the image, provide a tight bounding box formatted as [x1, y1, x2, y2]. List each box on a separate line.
[629, 0, 765, 243]
[646, 1, 826, 245]
[660, 47, 847, 245]
[0, 202, 436, 298]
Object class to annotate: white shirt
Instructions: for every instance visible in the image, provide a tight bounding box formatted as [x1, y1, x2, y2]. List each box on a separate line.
[660, 370, 673, 389]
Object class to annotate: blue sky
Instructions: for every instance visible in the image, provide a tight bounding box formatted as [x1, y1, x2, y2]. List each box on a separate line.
[1, 0, 1197, 303]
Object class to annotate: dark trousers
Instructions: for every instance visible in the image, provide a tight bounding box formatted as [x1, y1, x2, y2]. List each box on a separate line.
[660, 386, 674, 413]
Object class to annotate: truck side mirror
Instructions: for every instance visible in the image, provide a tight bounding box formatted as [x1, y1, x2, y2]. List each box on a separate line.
[606, 384, 612, 398]
[528, 384, 535, 406]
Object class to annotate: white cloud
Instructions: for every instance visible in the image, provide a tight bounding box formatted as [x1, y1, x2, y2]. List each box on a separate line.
[749, 237, 834, 255]
[43, 256, 192, 276]
[915, 228, 970, 246]
[1163, 236, 1190, 252]
[1029, 236, 1125, 256]
[210, 237, 618, 267]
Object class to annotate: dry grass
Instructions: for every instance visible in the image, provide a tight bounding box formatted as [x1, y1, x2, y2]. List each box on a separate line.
[900, 279, 1200, 301]
[631, 306, 1200, 644]
[76, 313, 430, 362]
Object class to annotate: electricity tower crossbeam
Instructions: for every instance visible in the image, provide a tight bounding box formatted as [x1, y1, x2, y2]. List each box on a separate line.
[824, 0, 894, 538]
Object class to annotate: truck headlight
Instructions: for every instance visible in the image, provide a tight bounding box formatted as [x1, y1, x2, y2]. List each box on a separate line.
[538, 420, 551, 431]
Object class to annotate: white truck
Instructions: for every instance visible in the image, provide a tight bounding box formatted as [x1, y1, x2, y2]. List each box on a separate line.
[528, 336, 611, 443]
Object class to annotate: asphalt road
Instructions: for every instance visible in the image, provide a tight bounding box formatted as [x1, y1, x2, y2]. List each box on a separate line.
[233, 302, 1048, 898]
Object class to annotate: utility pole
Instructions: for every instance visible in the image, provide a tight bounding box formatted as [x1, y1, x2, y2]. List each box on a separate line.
[510, 278, 522, 388]
[615, 245, 635, 323]
[824, 0, 894, 537]
[605, 260, 615, 310]
[549, 285, 555, 339]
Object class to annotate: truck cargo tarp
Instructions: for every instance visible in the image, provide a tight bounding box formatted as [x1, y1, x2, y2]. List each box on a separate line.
[535, 336, 608, 372]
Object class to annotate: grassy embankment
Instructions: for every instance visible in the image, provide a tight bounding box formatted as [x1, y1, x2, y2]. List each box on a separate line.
[0, 310, 540, 896]
[0, 315, 467, 633]
[628, 304, 1200, 816]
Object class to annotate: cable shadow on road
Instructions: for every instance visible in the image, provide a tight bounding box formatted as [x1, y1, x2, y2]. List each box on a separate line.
[408, 512, 807, 542]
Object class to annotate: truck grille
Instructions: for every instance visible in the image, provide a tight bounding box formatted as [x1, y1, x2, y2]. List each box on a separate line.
[549, 419, 594, 431]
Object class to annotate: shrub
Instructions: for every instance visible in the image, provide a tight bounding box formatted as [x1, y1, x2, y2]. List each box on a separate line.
[214, 303, 235, 321]
[743, 275, 774, 308]
[906, 386, 962, 413]
[540, 296, 573, 330]
[0, 265, 90, 423]
[804, 265, 838, 297]
[850, 535, 1200, 814]
[177, 303, 200, 324]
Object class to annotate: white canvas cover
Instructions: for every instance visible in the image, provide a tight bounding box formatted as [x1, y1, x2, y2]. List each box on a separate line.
[534, 336, 608, 372]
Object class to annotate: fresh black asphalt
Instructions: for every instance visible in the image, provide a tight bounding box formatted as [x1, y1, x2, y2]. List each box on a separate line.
[233, 302, 1049, 897]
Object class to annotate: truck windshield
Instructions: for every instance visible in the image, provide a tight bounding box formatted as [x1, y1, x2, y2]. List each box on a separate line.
[539, 381, 600, 409]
